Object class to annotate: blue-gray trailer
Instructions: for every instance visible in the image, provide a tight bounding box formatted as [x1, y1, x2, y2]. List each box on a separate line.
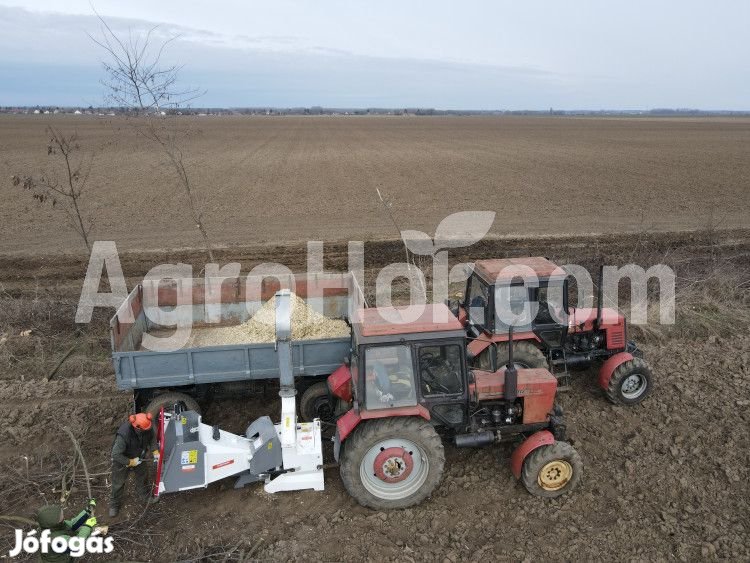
[109, 273, 361, 415]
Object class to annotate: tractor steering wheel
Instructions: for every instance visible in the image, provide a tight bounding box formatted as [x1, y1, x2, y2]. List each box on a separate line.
[420, 353, 451, 394]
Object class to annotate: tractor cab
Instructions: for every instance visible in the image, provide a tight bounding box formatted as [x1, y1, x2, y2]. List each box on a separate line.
[463, 256, 572, 349]
[461, 256, 630, 352]
[343, 303, 471, 428]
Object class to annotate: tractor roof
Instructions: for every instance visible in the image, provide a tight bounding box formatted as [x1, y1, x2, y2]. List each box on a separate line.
[354, 303, 464, 338]
[473, 256, 565, 284]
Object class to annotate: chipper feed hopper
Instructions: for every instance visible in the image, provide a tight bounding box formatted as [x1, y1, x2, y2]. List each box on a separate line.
[155, 290, 325, 496]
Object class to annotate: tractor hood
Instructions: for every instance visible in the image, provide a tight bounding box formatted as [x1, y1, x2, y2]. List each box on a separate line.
[568, 307, 624, 330]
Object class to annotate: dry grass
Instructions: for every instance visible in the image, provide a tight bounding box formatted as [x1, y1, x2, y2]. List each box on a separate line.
[633, 265, 750, 342]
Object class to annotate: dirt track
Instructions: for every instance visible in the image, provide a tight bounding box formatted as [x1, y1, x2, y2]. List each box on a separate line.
[1, 230, 749, 561]
[1, 115, 749, 255]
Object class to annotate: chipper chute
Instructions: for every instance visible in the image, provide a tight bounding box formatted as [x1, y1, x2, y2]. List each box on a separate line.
[155, 290, 325, 496]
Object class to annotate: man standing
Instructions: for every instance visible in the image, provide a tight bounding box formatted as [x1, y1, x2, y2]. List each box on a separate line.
[110, 412, 158, 517]
[35, 500, 97, 562]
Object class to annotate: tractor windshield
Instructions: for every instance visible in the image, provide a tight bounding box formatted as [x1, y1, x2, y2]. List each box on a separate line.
[364, 344, 417, 410]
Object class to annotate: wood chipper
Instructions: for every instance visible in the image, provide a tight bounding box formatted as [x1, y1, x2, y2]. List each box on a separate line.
[451, 257, 653, 405]
[154, 290, 325, 496]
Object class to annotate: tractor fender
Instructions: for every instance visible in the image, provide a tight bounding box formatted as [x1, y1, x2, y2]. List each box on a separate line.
[510, 430, 556, 479]
[598, 352, 634, 390]
[467, 332, 542, 360]
[336, 405, 431, 443]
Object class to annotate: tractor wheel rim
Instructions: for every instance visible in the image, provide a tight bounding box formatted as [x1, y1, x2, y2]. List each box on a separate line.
[538, 460, 573, 491]
[360, 438, 428, 500]
[621, 373, 647, 399]
[373, 447, 414, 483]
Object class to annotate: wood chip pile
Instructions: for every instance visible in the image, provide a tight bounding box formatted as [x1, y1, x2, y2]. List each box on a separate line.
[186, 293, 350, 347]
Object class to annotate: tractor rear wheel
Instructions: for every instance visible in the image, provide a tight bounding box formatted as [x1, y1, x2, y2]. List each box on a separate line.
[605, 357, 652, 405]
[475, 341, 547, 370]
[145, 391, 201, 419]
[340, 417, 445, 510]
[520, 441, 582, 498]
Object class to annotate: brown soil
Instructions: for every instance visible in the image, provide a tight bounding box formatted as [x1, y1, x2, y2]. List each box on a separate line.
[1, 230, 749, 561]
[1, 115, 749, 255]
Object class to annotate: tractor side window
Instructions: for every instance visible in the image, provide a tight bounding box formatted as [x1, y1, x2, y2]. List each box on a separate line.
[419, 345, 463, 396]
[536, 286, 554, 322]
[364, 345, 417, 410]
[541, 280, 567, 324]
[468, 277, 489, 327]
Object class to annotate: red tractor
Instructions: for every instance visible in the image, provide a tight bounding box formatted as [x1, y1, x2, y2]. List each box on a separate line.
[325, 303, 582, 510]
[453, 257, 653, 405]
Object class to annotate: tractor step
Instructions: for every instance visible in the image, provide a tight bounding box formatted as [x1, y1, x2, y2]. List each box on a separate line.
[548, 350, 571, 391]
[554, 372, 572, 391]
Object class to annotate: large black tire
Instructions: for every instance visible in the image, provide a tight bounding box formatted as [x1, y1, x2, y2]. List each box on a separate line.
[605, 357, 653, 406]
[521, 441, 582, 498]
[475, 341, 547, 370]
[340, 417, 445, 510]
[145, 391, 201, 418]
[299, 381, 334, 423]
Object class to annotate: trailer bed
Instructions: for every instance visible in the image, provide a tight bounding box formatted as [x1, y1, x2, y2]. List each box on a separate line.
[110, 273, 362, 392]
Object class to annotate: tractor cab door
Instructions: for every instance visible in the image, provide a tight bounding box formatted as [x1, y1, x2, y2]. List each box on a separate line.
[465, 274, 491, 337]
[530, 279, 569, 349]
[415, 341, 468, 428]
[362, 344, 419, 411]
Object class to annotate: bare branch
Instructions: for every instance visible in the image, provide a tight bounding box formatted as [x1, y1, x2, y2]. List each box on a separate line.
[92, 13, 214, 261]
[10, 127, 95, 251]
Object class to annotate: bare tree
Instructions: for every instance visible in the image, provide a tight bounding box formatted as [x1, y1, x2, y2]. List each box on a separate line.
[11, 127, 95, 252]
[90, 15, 215, 261]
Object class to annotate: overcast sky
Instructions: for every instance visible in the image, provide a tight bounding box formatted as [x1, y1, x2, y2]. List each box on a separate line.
[1, 1, 748, 109]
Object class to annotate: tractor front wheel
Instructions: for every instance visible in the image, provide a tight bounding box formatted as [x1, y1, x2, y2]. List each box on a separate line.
[520, 441, 582, 498]
[605, 357, 652, 405]
[340, 417, 445, 510]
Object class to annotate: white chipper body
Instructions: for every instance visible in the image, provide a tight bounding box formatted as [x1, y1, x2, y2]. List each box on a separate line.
[155, 290, 325, 496]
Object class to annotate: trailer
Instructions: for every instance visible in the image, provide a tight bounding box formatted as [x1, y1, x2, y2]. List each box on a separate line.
[110, 272, 364, 415]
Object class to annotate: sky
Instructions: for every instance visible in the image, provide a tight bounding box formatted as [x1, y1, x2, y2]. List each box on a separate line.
[1, 1, 748, 109]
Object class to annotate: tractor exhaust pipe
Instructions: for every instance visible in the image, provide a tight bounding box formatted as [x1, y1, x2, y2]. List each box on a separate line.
[505, 326, 518, 403]
[595, 265, 604, 329]
[455, 431, 495, 448]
